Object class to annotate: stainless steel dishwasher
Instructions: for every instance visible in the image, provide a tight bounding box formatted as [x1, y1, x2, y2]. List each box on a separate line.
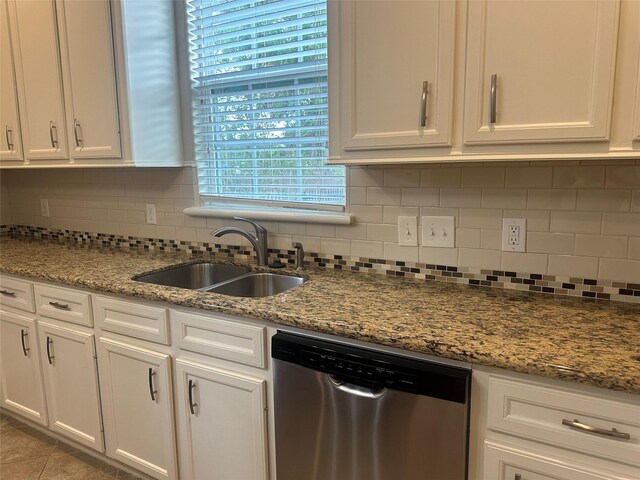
[272, 332, 472, 480]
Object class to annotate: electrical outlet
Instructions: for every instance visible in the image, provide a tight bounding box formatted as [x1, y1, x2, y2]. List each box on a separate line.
[145, 204, 157, 224]
[421, 216, 455, 248]
[40, 199, 50, 218]
[502, 218, 526, 252]
[398, 216, 418, 246]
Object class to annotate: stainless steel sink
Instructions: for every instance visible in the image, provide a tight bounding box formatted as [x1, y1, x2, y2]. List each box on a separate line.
[205, 273, 305, 297]
[135, 263, 251, 289]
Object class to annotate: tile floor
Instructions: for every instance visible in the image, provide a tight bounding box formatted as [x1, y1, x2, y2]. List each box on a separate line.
[0, 414, 143, 480]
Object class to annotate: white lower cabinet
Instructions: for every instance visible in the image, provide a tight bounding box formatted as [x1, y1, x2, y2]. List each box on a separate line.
[483, 442, 629, 480]
[97, 337, 177, 480]
[175, 358, 269, 480]
[37, 319, 104, 452]
[0, 309, 48, 425]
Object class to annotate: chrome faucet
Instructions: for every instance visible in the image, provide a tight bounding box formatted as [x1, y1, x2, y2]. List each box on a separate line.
[292, 242, 305, 270]
[211, 217, 269, 266]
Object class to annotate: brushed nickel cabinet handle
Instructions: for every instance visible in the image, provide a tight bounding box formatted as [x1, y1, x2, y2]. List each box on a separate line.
[5, 126, 13, 150]
[49, 301, 70, 310]
[562, 418, 631, 440]
[188, 379, 197, 415]
[0, 289, 16, 297]
[20, 329, 30, 356]
[73, 118, 82, 147]
[148, 368, 157, 401]
[489, 74, 497, 124]
[420, 80, 429, 128]
[46, 336, 54, 365]
[49, 121, 58, 148]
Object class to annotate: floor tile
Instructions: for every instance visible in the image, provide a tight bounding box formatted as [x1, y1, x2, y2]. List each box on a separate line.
[0, 415, 29, 433]
[39, 453, 116, 480]
[0, 426, 56, 464]
[0, 457, 47, 480]
[116, 469, 144, 480]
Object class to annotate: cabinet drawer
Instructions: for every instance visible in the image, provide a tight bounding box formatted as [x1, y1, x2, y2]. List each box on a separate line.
[0, 276, 35, 313]
[487, 376, 640, 467]
[483, 441, 634, 480]
[34, 284, 92, 327]
[173, 311, 266, 368]
[93, 296, 169, 345]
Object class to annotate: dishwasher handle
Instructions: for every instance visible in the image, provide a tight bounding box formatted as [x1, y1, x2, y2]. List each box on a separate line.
[328, 374, 386, 399]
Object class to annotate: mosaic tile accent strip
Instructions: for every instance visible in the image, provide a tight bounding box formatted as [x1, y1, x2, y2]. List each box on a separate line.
[5, 225, 639, 304]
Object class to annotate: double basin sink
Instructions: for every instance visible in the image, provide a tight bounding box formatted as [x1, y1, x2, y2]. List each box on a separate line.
[135, 262, 305, 298]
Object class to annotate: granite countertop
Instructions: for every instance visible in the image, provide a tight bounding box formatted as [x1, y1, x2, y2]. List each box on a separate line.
[1, 238, 639, 394]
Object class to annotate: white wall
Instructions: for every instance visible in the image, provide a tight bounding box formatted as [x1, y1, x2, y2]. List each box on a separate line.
[3, 160, 640, 282]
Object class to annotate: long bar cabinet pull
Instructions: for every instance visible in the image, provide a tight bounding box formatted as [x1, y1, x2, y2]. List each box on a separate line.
[73, 119, 82, 147]
[5, 126, 13, 150]
[46, 336, 54, 365]
[420, 80, 429, 128]
[20, 329, 30, 356]
[148, 368, 157, 401]
[489, 74, 497, 124]
[562, 418, 631, 440]
[49, 301, 70, 310]
[49, 121, 58, 148]
[0, 289, 16, 297]
[188, 379, 197, 415]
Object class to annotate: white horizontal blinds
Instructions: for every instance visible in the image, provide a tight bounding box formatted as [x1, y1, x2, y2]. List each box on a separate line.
[187, 0, 345, 206]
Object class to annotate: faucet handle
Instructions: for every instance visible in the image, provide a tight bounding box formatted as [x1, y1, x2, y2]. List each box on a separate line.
[232, 216, 267, 235]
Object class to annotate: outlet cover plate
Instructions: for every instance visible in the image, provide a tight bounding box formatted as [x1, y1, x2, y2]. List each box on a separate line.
[422, 216, 455, 248]
[398, 216, 418, 246]
[502, 218, 526, 252]
[145, 204, 157, 225]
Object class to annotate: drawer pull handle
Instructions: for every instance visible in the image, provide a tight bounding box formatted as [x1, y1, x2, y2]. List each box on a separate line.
[148, 368, 157, 401]
[188, 379, 197, 415]
[0, 289, 16, 297]
[420, 80, 429, 128]
[49, 301, 70, 310]
[46, 336, 54, 365]
[20, 329, 30, 356]
[562, 418, 631, 440]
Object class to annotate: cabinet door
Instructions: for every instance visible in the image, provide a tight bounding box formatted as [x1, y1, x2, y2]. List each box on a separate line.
[176, 359, 268, 480]
[97, 338, 177, 480]
[338, 0, 455, 150]
[0, 310, 47, 426]
[0, 0, 22, 163]
[56, 0, 121, 159]
[38, 320, 104, 452]
[483, 441, 633, 480]
[7, 0, 67, 160]
[464, 0, 620, 145]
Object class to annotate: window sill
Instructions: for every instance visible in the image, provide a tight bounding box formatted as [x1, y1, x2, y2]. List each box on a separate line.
[183, 205, 353, 225]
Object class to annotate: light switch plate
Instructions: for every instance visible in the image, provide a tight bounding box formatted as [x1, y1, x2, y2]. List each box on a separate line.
[502, 218, 526, 252]
[40, 199, 50, 218]
[398, 216, 418, 246]
[422, 216, 455, 248]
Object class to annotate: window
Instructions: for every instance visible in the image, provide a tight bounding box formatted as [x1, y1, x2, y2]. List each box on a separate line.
[186, 0, 345, 209]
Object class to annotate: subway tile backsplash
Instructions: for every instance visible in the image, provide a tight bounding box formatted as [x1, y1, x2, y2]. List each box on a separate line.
[1, 161, 639, 302]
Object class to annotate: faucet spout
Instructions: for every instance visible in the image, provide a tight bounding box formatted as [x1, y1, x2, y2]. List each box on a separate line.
[210, 217, 269, 266]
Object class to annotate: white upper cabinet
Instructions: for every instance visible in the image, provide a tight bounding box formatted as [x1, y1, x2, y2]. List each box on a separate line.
[2, 0, 182, 168]
[336, 0, 455, 150]
[8, 0, 68, 161]
[463, 0, 620, 145]
[0, 0, 22, 163]
[56, 0, 121, 159]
